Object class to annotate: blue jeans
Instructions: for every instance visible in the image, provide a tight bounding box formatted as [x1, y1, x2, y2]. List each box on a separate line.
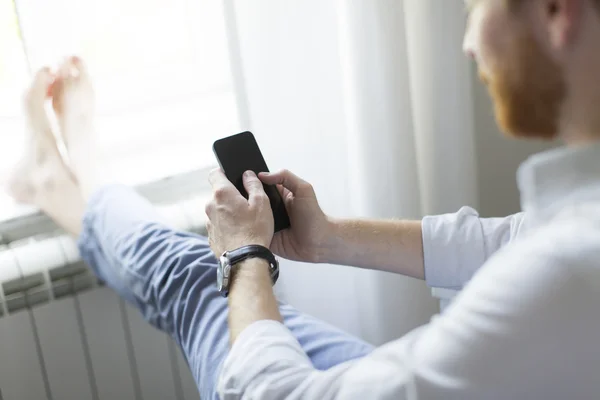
[77, 185, 374, 399]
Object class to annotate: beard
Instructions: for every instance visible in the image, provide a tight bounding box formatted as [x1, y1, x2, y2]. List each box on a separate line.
[480, 30, 566, 140]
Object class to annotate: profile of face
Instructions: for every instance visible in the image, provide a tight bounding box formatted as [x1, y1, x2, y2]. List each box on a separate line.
[463, 0, 571, 140]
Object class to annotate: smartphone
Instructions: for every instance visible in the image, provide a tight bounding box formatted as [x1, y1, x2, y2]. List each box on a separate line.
[213, 131, 291, 233]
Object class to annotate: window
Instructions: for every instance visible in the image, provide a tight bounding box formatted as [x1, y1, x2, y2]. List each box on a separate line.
[0, 0, 240, 222]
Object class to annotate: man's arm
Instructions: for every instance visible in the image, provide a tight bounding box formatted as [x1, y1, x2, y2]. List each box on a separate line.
[260, 170, 528, 289]
[227, 258, 281, 343]
[319, 218, 426, 279]
[319, 207, 528, 289]
[219, 221, 588, 399]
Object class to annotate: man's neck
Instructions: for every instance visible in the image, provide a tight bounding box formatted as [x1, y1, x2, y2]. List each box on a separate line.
[560, 121, 600, 147]
[558, 97, 600, 146]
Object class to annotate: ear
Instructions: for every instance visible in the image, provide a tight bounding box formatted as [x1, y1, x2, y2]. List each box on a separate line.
[544, 0, 583, 49]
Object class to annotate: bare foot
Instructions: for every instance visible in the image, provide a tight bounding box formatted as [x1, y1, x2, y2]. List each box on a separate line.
[8, 67, 86, 236]
[51, 56, 104, 199]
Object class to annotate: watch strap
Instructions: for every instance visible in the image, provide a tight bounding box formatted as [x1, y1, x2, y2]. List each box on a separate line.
[227, 245, 276, 267]
[225, 245, 279, 284]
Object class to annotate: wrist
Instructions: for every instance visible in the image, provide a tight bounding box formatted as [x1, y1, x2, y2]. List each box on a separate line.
[313, 216, 343, 264]
[230, 258, 272, 291]
[227, 256, 283, 342]
[217, 243, 279, 297]
[237, 257, 271, 273]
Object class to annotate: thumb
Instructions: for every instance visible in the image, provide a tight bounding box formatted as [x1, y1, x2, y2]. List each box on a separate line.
[243, 171, 267, 204]
[259, 169, 311, 195]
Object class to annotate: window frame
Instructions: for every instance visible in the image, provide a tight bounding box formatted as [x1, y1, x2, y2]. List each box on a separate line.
[0, 0, 250, 242]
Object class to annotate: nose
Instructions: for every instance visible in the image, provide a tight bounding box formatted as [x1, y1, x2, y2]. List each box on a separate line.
[463, 32, 476, 61]
[464, 48, 476, 60]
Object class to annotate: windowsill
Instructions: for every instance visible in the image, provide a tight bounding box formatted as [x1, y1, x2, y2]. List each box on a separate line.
[0, 166, 215, 245]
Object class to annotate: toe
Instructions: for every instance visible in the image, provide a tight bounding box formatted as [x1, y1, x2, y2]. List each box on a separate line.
[73, 57, 94, 94]
[57, 56, 77, 80]
[51, 75, 66, 115]
[29, 67, 53, 98]
[57, 56, 91, 85]
[51, 55, 94, 116]
[70, 56, 89, 78]
[52, 58, 74, 114]
[24, 67, 53, 134]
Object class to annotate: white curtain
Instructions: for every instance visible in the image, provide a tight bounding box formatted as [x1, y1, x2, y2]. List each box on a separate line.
[229, 0, 476, 345]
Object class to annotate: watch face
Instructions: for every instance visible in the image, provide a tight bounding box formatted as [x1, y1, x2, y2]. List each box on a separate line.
[217, 255, 231, 295]
[217, 264, 223, 291]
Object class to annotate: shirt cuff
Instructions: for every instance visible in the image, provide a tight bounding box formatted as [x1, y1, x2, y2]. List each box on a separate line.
[422, 206, 487, 289]
[218, 320, 312, 398]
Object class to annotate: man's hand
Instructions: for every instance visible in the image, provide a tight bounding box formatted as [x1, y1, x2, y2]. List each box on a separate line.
[207, 169, 282, 344]
[262, 170, 426, 279]
[206, 169, 274, 257]
[259, 170, 332, 263]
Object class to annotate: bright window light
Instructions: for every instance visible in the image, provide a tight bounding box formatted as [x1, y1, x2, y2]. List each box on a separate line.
[0, 0, 240, 221]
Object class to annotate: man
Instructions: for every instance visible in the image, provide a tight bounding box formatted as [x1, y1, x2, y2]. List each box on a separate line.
[9, 0, 600, 399]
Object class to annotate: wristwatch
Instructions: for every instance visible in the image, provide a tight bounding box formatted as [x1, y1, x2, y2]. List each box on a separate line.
[217, 245, 279, 298]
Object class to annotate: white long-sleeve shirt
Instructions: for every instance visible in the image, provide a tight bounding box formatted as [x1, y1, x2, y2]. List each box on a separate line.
[218, 144, 600, 399]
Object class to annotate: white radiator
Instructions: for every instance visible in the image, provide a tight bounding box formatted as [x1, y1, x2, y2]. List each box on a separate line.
[0, 172, 211, 400]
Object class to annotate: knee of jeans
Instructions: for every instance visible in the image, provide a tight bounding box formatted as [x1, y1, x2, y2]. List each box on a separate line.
[138, 236, 217, 336]
[91, 222, 216, 335]
[148, 254, 218, 339]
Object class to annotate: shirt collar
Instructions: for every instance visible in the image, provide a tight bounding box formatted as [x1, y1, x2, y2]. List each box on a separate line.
[518, 142, 600, 214]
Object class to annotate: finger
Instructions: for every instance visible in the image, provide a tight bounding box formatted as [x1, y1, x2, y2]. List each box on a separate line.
[208, 168, 234, 190]
[205, 200, 214, 218]
[243, 171, 268, 206]
[276, 184, 292, 202]
[258, 169, 311, 195]
[209, 169, 243, 205]
[276, 184, 285, 199]
[208, 230, 215, 251]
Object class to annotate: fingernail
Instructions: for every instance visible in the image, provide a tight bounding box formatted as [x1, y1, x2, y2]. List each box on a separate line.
[244, 171, 255, 178]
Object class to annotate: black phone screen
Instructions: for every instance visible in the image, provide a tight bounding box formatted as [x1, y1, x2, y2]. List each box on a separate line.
[213, 131, 291, 233]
